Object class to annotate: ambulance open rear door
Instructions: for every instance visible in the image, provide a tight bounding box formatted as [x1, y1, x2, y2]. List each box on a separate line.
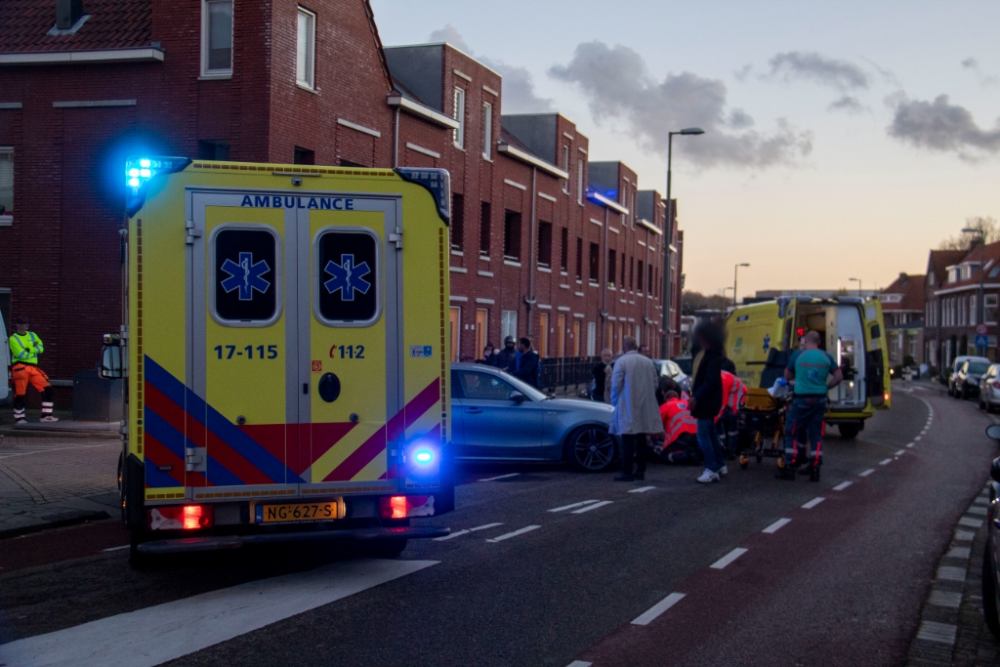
[863, 298, 890, 409]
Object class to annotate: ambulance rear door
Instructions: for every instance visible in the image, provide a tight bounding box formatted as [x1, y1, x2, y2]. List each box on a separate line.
[863, 299, 890, 409]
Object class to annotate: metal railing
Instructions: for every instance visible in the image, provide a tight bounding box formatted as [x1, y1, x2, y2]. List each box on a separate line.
[540, 356, 599, 396]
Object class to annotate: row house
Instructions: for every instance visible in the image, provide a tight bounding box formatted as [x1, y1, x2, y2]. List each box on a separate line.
[877, 273, 925, 367]
[0, 0, 683, 394]
[924, 244, 1000, 369]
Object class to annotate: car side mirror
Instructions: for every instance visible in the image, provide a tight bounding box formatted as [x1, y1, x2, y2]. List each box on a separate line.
[100, 333, 124, 380]
[508, 391, 527, 404]
[992, 456, 1000, 484]
[987, 424, 1000, 441]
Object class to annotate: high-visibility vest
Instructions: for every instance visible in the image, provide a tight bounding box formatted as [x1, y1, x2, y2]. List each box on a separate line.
[660, 398, 698, 444]
[720, 371, 746, 417]
[10, 331, 44, 365]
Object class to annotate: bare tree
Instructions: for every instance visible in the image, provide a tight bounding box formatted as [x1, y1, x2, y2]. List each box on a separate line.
[939, 216, 1000, 250]
[682, 291, 731, 314]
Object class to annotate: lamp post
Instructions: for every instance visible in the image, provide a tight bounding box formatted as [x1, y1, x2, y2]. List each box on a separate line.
[661, 127, 705, 359]
[962, 225, 986, 355]
[849, 277, 862, 297]
[733, 263, 749, 308]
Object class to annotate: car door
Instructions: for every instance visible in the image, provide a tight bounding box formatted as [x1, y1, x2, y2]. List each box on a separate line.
[452, 369, 543, 459]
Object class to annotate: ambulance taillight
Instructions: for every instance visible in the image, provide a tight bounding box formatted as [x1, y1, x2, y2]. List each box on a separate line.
[379, 496, 434, 519]
[147, 505, 214, 531]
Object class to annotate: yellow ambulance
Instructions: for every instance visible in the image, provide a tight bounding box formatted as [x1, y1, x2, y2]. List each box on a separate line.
[102, 157, 453, 565]
[725, 296, 890, 439]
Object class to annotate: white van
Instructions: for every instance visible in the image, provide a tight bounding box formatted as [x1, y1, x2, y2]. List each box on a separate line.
[0, 310, 9, 404]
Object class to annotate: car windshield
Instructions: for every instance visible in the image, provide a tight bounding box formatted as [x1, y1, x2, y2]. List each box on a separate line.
[496, 370, 549, 401]
[968, 362, 990, 374]
[673, 357, 693, 375]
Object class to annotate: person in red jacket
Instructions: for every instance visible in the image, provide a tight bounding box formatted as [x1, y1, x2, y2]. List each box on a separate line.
[718, 371, 746, 458]
[656, 391, 701, 464]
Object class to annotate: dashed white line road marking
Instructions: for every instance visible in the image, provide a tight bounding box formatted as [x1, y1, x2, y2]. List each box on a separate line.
[629, 486, 656, 493]
[879, 458, 892, 466]
[631, 592, 686, 626]
[833, 481, 853, 491]
[802, 497, 826, 509]
[917, 620, 957, 645]
[572, 500, 614, 514]
[478, 472, 521, 482]
[974, 497, 991, 506]
[102, 545, 130, 552]
[929, 590, 963, 609]
[470, 522, 503, 532]
[967, 506, 988, 516]
[548, 500, 600, 513]
[906, 443, 915, 448]
[710, 548, 749, 570]
[487, 525, 541, 543]
[762, 518, 792, 534]
[959, 517, 984, 529]
[566, 662, 593, 667]
[946, 546, 971, 559]
[936, 566, 966, 582]
[433, 530, 470, 541]
[914, 436, 922, 441]
[859, 469, 876, 477]
[895, 450, 906, 456]
[0, 558, 438, 667]
[955, 530, 975, 541]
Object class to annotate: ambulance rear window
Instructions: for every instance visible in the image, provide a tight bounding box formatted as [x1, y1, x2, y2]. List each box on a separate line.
[314, 229, 380, 326]
[212, 226, 280, 326]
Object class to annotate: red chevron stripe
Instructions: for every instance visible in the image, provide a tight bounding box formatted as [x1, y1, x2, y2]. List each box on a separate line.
[323, 423, 387, 482]
[206, 429, 275, 486]
[143, 433, 186, 487]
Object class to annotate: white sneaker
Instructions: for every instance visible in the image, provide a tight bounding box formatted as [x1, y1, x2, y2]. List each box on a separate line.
[40, 416, 59, 423]
[15, 419, 27, 425]
[719, 465, 729, 476]
[696, 469, 720, 484]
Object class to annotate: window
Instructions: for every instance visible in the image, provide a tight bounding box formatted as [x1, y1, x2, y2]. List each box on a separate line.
[449, 307, 461, 362]
[296, 7, 316, 89]
[589, 243, 600, 283]
[620, 256, 626, 290]
[294, 146, 315, 165]
[587, 322, 596, 356]
[212, 226, 280, 326]
[971, 295, 978, 324]
[0, 148, 12, 218]
[562, 146, 570, 193]
[560, 228, 569, 272]
[537, 221, 552, 268]
[637, 260, 644, 293]
[648, 264, 654, 295]
[457, 371, 515, 401]
[451, 193, 465, 251]
[475, 309, 489, 357]
[577, 160, 584, 205]
[202, 0, 233, 75]
[629, 257, 634, 291]
[197, 140, 230, 161]
[502, 310, 518, 340]
[479, 202, 491, 256]
[315, 229, 380, 326]
[909, 336, 918, 360]
[575, 237, 583, 281]
[453, 87, 466, 148]
[607, 250, 617, 288]
[503, 210, 521, 260]
[482, 103, 492, 159]
[986, 295, 998, 325]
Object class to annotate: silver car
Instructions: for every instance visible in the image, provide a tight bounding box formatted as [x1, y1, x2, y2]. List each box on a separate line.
[980, 364, 1000, 412]
[653, 358, 692, 393]
[450, 363, 617, 472]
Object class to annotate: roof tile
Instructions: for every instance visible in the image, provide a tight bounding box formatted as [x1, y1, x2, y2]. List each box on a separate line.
[0, 0, 152, 54]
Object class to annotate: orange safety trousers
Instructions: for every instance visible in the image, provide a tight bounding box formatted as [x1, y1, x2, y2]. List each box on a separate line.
[12, 364, 51, 396]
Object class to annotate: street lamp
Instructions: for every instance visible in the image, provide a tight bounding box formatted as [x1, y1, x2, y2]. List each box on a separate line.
[662, 127, 705, 359]
[849, 277, 862, 297]
[962, 226, 986, 354]
[733, 263, 750, 307]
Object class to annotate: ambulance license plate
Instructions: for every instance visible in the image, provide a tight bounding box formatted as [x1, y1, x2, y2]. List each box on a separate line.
[255, 502, 342, 524]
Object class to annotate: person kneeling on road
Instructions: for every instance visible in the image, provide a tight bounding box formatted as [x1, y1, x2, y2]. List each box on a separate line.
[655, 390, 701, 464]
[777, 330, 843, 482]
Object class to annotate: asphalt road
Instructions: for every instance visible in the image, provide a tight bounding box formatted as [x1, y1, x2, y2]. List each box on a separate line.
[0, 383, 997, 667]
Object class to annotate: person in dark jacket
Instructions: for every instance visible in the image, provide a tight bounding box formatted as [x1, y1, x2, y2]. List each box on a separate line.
[494, 336, 518, 372]
[688, 322, 726, 483]
[592, 348, 613, 402]
[512, 337, 541, 388]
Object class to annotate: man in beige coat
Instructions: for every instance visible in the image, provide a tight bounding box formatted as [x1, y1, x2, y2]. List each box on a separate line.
[610, 336, 665, 481]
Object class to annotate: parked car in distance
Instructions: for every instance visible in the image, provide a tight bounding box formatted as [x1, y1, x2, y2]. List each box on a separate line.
[949, 355, 991, 397]
[450, 363, 617, 472]
[672, 355, 693, 377]
[980, 364, 1000, 412]
[653, 359, 692, 393]
[953, 359, 991, 400]
[980, 424, 1000, 636]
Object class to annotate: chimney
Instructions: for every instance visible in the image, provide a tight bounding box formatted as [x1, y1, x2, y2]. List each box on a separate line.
[56, 0, 83, 30]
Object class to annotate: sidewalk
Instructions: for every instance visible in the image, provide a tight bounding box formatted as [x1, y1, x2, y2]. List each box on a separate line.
[0, 433, 120, 538]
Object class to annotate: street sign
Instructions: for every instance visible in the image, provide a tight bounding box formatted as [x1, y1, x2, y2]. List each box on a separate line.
[975, 324, 988, 335]
[975, 334, 989, 348]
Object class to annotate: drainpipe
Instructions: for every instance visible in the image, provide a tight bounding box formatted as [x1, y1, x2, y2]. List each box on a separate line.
[525, 166, 538, 335]
[600, 206, 610, 347]
[392, 107, 400, 168]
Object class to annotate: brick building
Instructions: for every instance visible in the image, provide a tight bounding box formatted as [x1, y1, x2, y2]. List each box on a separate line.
[0, 0, 684, 397]
[877, 272, 925, 367]
[924, 244, 1000, 369]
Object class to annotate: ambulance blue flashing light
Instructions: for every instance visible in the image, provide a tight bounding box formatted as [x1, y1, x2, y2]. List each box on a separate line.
[414, 449, 434, 465]
[124, 155, 192, 218]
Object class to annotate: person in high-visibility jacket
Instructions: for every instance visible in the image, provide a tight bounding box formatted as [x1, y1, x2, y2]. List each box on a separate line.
[9, 316, 58, 424]
[655, 390, 701, 464]
[718, 371, 746, 458]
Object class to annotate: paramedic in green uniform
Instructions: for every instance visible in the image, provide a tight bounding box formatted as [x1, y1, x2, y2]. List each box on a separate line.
[777, 330, 842, 482]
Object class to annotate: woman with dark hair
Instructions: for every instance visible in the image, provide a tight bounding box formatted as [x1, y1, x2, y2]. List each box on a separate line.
[688, 322, 726, 483]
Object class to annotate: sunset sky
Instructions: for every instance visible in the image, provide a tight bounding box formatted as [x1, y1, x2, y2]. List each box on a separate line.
[372, 0, 1000, 300]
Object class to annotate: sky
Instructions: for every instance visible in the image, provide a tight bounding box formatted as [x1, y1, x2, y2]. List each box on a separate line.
[371, 0, 1000, 301]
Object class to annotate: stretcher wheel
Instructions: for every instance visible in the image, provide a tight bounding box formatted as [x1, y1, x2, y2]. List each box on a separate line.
[740, 459, 749, 470]
[756, 455, 763, 464]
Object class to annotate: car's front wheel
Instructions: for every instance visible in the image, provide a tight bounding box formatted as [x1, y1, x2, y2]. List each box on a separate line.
[982, 544, 1000, 636]
[567, 425, 617, 472]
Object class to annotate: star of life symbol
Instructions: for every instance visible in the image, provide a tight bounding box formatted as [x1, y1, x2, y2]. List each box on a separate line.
[220, 252, 271, 301]
[762, 334, 771, 351]
[324, 254, 372, 301]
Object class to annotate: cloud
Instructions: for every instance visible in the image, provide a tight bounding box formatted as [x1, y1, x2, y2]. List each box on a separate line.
[766, 51, 870, 91]
[828, 95, 866, 113]
[961, 57, 998, 88]
[887, 94, 1000, 159]
[427, 24, 471, 54]
[549, 41, 812, 169]
[426, 26, 552, 113]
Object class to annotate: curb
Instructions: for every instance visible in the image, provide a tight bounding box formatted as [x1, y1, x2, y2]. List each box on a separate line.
[0, 510, 112, 541]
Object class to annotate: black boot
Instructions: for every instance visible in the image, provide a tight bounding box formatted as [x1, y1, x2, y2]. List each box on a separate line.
[775, 466, 796, 481]
[809, 465, 821, 482]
